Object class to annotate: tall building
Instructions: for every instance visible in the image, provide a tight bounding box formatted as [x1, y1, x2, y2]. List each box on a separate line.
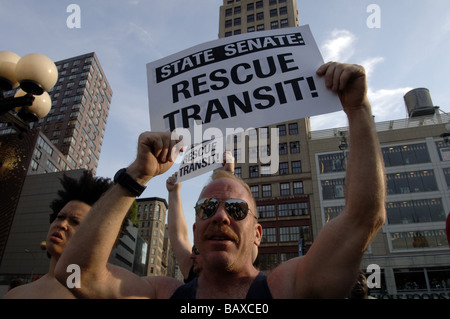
[36, 52, 112, 174]
[0, 52, 112, 271]
[136, 197, 172, 276]
[219, 0, 312, 272]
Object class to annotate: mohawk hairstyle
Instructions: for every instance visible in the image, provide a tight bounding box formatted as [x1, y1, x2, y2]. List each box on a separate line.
[49, 170, 112, 223]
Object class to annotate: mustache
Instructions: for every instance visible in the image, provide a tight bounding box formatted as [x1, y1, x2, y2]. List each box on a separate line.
[202, 224, 240, 244]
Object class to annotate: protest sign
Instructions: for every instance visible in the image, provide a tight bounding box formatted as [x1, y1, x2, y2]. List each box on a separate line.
[146, 25, 341, 182]
[147, 25, 340, 136]
[177, 139, 223, 183]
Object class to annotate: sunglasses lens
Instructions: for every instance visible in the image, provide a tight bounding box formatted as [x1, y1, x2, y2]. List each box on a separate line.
[224, 199, 248, 220]
[195, 198, 218, 219]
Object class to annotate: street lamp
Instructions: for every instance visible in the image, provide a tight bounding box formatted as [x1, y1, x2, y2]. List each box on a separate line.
[0, 51, 57, 131]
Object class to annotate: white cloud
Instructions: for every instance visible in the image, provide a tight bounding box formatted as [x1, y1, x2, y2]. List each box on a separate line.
[368, 87, 413, 122]
[320, 29, 356, 62]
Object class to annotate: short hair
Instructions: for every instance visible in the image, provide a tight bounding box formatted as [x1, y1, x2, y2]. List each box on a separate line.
[202, 169, 257, 219]
[49, 170, 112, 223]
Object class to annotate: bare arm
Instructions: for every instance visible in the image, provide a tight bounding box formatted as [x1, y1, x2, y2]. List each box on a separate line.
[269, 63, 386, 299]
[55, 132, 182, 298]
[166, 173, 193, 279]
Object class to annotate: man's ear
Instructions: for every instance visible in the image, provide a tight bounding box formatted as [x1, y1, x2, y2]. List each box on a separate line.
[254, 223, 262, 246]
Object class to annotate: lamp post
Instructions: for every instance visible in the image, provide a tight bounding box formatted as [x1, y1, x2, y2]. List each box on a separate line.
[0, 51, 57, 132]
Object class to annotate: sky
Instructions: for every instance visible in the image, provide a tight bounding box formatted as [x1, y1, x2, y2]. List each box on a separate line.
[3, 0, 450, 242]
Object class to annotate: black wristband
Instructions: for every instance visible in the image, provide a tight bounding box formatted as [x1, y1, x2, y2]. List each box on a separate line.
[113, 168, 146, 197]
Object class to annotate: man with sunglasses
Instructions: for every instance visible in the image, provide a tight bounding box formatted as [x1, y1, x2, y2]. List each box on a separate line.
[55, 62, 386, 299]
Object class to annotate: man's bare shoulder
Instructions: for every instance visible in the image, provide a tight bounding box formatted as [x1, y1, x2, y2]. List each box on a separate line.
[143, 276, 184, 299]
[2, 276, 76, 299]
[267, 256, 305, 299]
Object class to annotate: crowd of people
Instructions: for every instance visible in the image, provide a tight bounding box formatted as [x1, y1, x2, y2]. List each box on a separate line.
[3, 62, 389, 299]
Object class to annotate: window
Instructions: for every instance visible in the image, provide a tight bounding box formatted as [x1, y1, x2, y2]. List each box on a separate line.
[234, 17, 241, 26]
[390, 230, 448, 251]
[280, 226, 311, 242]
[271, 21, 279, 29]
[382, 143, 431, 167]
[289, 122, 298, 134]
[293, 181, 304, 194]
[280, 18, 289, 28]
[292, 161, 302, 173]
[261, 164, 271, 176]
[318, 152, 346, 174]
[234, 6, 241, 14]
[225, 19, 232, 28]
[436, 140, 450, 161]
[256, 1, 263, 9]
[256, 12, 264, 20]
[270, 9, 278, 17]
[279, 162, 289, 175]
[386, 170, 438, 195]
[386, 198, 446, 224]
[279, 6, 288, 15]
[247, 3, 254, 11]
[290, 141, 300, 153]
[279, 143, 287, 155]
[225, 8, 232, 16]
[250, 185, 259, 198]
[262, 228, 277, 243]
[443, 168, 450, 189]
[321, 179, 346, 200]
[280, 183, 290, 196]
[280, 226, 300, 242]
[277, 124, 286, 136]
[234, 167, 242, 178]
[278, 202, 309, 217]
[257, 24, 265, 31]
[262, 184, 272, 197]
[249, 165, 259, 178]
[258, 205, 276, 218]
[247, 14, 255, 23]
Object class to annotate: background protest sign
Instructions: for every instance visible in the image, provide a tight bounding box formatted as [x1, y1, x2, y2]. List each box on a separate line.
[147, 24, 341, 137]
[146, 24, 341, 182]
[176, 139, 223, 183]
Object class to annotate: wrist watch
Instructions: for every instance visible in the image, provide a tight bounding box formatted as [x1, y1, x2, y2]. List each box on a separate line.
[113, 168, 146, 197]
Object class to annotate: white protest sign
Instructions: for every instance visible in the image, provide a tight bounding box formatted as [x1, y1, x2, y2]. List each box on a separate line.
[147, 25, 341, 182]
[146, 25, 341, 138]
[177, 139, 223, 183]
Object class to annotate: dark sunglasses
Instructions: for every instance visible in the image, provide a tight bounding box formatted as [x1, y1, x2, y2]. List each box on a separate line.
[194, 198, 255, 221]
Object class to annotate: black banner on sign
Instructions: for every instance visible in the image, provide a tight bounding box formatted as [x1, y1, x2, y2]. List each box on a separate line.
[155, 32, 305, 83]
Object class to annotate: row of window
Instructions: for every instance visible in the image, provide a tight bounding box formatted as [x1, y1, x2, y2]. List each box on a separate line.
[225, 6, 287, 26]
[324, 197, 447, 226]
[226, 0, 287, 8]
[321, 168, 448, 201]
[257, 202, 308, 218]
[250, 181, 304, 198]
[224, 19, 289, 36]
[262, 225, 311, 243]
[230, 123, 299, 144]
[319, 141, 450, 175]
[235, 161, 301, 179]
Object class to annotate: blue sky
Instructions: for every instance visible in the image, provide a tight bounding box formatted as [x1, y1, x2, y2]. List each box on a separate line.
[3, 0, 450, 241]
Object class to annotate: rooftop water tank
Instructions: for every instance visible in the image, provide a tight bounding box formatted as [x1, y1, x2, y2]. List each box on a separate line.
[404, 88, 436, 117]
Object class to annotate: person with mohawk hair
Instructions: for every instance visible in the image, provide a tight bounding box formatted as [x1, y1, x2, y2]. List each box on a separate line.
[3, 170, 112, 299]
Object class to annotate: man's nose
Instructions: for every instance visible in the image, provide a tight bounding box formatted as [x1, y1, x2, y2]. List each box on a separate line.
[211, 203, 231, 225]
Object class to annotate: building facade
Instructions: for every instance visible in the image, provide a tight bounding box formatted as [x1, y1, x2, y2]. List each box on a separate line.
[310, 99, 450, 298]
[136, 197, 172, 276]
[219, 0, 312, 272]
[36, 52, 112, 174]
[219, 0, 299, 38]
